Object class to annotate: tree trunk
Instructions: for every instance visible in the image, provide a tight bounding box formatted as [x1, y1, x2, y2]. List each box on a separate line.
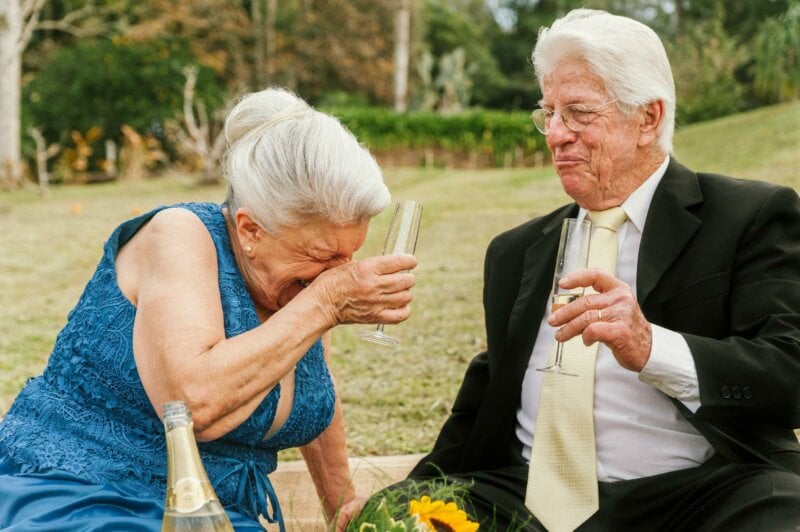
[393, 0, 410, 112]
[265, 0, 277, 80]
[0, 0, 23, 187]
[251, 0, 266, 88]
[28, 127, 53, 197]
[675, 0, 686, 38]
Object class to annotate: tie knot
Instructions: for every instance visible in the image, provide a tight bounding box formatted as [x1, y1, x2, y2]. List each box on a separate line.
[588, 207, 627, 232]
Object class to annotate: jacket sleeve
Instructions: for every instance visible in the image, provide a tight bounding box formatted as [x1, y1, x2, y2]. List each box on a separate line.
[687, 184, 800, 428]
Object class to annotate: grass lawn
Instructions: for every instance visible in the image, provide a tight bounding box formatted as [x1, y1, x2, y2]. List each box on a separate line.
[1, 101, 798, 457]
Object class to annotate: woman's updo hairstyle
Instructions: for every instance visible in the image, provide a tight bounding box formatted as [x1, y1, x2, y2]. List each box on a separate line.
[223, 88, 390, 232]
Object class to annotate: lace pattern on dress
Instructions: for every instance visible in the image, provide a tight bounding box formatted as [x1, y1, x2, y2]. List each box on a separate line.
[0, 203, 336, 523]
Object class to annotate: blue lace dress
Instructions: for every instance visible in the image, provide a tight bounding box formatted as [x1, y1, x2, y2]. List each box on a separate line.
[0, 203, 336, 531]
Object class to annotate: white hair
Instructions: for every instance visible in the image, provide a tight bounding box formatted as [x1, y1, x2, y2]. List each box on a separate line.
[222, 88, 390, 233]
[532, 9, 675, 153]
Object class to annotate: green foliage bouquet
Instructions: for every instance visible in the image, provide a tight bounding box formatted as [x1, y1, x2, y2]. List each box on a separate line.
[346, 479, 479, 532]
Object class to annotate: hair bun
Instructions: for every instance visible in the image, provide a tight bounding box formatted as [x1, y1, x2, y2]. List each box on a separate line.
[225, 88, 311, 146]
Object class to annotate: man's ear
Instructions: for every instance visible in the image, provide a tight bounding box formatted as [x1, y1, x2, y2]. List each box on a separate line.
[638, 100, 664, 147]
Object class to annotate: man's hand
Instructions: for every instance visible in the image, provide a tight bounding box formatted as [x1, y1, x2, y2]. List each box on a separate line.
[549, 268, 652, 372]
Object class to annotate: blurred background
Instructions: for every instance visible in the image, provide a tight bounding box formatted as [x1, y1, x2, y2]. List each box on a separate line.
[1, 0, 799, 189]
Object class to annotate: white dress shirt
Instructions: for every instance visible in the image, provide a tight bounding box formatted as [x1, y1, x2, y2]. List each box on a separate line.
[515, 157, 715, 481]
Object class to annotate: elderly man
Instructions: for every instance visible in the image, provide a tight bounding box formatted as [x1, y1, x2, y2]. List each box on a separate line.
[408, 8, 800, 531]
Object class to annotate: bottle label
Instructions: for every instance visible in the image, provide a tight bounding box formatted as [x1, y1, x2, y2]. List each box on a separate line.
[173, 477, 208, 513]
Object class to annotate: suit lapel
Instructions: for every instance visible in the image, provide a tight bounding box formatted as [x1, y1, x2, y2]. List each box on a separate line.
[638, 158, 704, 306]
[463, 209, 573, 469]
[503, 159, 704, 340]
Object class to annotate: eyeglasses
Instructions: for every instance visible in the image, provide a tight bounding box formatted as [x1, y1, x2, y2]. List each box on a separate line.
[530, 99, 618, 135]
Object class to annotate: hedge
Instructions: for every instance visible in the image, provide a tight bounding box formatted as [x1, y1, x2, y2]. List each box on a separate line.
[327, 107, 546, 166]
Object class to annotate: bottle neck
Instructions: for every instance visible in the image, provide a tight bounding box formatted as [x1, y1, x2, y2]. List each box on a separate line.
[163, 403, 215, 513]
[163, 400, 192, 429]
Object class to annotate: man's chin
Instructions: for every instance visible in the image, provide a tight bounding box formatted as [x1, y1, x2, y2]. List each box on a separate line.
[559, 176, 593, 202]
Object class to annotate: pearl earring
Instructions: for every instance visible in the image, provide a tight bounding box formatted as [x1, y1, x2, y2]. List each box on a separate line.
[244, 245, 253, 253]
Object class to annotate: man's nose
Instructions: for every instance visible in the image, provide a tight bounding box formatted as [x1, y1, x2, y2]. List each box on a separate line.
[546, 113, 576, 146]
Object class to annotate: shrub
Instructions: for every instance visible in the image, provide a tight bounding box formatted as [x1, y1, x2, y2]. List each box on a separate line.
[666, 20, 747, 125]
[753, 4, 800, 102]
[23, 37, 225, 149]
[328, 107, 545, 165]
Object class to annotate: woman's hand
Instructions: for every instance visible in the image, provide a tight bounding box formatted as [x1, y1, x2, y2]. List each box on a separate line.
[309, 253, 418, 328]
[329, 496, 367, 532]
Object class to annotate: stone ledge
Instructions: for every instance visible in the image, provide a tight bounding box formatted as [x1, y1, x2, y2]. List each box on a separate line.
[271, 453, 425, 531]
[272, 432, 800, 530]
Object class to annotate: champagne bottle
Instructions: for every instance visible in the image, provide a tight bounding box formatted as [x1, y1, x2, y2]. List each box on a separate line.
[161, 400, 234, 532]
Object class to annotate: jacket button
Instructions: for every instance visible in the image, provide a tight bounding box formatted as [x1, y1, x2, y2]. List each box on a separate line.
[720, 386, 732, 399]
[743, 386, 752, 399]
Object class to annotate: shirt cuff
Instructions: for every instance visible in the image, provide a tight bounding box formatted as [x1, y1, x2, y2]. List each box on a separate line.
[639, 324, 701, 412]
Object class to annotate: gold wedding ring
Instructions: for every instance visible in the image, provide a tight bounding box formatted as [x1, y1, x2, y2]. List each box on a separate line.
[598, 308, 603, 321]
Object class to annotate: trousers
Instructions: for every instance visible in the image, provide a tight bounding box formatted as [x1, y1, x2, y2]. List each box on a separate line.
[400, 454, 800, 531]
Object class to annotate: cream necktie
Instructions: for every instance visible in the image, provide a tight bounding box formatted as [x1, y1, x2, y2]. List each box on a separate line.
[526, 207, 628, 532]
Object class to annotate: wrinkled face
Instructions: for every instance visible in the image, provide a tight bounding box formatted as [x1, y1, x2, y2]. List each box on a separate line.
[541, 57, 648, 210]
[249, 218, 369, 311]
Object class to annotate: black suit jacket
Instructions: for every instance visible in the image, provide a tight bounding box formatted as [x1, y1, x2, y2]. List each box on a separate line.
[411, 158, 800, 479]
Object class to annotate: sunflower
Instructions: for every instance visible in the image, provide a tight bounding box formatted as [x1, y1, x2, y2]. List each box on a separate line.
[408, 496, 480, 532]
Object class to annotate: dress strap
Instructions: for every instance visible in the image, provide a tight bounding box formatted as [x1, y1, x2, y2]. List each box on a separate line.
[213, 459, 285, 531]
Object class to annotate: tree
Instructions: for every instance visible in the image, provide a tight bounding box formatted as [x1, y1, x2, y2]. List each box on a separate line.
[249, 0, 279, 89]
[1, 0, 121, 187]
[289, 0, 396, 104]
[265, 0, 277, 80]
[672, 0, 789, 42]
[124, 0, 252, 92]
[422, 0, 505, 108]
[488, 0, 558, 109]
[753, 3, 800, 102]
[393, 0, 411, 111]
[251, 0, 266, 89]
[666, 18, 746, 124]
[169, 66, 227, 184]
[27, 126, 60, 195]
[24, 38, 224, 157]
[0, 0, 39, 187]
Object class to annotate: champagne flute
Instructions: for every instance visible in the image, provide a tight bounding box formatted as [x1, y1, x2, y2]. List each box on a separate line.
[537, 218, 592, 376]
[357, 200, 423, 346]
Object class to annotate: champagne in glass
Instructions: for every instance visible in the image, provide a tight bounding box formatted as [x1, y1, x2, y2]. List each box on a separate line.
[357, 200, 422, 346]
[537, 218, 592, 376]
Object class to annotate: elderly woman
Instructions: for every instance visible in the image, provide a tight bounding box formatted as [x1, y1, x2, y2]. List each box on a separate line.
[0, 88, 416, 531]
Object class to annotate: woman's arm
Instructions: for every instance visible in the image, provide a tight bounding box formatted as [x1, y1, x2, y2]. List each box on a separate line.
[118, 208, 416, 441]
[299, 332, 358, 523]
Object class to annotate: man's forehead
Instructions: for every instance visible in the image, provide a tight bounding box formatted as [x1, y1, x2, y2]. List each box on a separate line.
[540, 84, 607, 106]
[541, 63, 608, 103]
